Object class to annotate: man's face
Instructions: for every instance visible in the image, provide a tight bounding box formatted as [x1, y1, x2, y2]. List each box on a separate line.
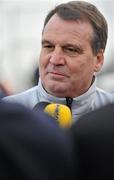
[39, 14, 104, 98]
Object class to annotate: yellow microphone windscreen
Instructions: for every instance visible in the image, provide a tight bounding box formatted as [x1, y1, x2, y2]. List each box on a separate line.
[44, 103, 72, 128]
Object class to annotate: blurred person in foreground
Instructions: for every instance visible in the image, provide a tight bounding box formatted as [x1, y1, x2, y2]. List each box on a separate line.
[3, 1, 114, 123]
[1, 99, 114, 179]
[70, 102, 114, 179]
[0, 99, 75, 179]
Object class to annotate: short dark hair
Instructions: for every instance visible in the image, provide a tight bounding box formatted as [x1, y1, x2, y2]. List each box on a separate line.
[43, 1, 108, 55]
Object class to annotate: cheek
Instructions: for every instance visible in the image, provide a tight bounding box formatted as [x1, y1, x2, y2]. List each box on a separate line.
[39, 53, 48, 69]
[39, 55, 50, 79]
[38, 53, 42, 66]
[70, 61, 94, 77]
[69, 62, 84, 74]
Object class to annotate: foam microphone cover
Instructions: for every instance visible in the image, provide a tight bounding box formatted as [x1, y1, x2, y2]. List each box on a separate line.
[33, 102, 72, 128]
[44, 103, 72, 128]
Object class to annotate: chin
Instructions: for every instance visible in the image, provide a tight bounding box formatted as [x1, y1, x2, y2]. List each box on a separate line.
[49, 87, 67, 97]
[45, 80, 68, 95]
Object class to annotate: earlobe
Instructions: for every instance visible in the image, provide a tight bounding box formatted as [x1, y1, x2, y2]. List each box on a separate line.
[94, 49, 104, 72]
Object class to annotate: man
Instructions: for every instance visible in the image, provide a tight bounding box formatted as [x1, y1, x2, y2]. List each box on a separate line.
[3, 1, 114, 122]
[0, 100, 75, 179]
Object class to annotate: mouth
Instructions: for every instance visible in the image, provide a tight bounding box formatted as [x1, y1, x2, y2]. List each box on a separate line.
[47, 65, 70, 78]
[50, 71, 65, 76]
[48, 71, 69, 79]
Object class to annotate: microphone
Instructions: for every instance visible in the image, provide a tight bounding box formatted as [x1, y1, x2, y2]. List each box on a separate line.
[33, 102, 72, 128]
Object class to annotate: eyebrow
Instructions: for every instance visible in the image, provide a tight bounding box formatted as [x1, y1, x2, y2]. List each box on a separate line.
[42, 40, 53, 45]
[41, 40, 84, 53]
[63, 43, 84, 54]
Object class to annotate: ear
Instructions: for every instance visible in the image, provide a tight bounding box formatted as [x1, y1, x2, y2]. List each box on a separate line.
[94, 49, 104, 72]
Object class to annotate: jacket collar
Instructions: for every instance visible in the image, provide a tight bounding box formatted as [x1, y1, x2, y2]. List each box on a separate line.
[37, 77, 96, 122]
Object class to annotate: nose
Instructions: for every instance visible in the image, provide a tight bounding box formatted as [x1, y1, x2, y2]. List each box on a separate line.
[49, 47, 65, 65]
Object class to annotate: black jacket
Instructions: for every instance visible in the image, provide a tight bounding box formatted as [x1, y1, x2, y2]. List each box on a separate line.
[71, 103, 114, 179]
[0, 100, 75, 179]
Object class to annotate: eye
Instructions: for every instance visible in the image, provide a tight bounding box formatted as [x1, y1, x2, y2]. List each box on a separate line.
[63, 47, 78, 56]
[66, 47, 77, 52]
[42, 43, 55, 53]
[63, 45, 83, 57]
[43, 44, 52, 48]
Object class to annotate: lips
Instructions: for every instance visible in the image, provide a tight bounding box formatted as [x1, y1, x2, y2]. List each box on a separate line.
[47, 66, 70, 78]
[50, 71, 65, 76]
